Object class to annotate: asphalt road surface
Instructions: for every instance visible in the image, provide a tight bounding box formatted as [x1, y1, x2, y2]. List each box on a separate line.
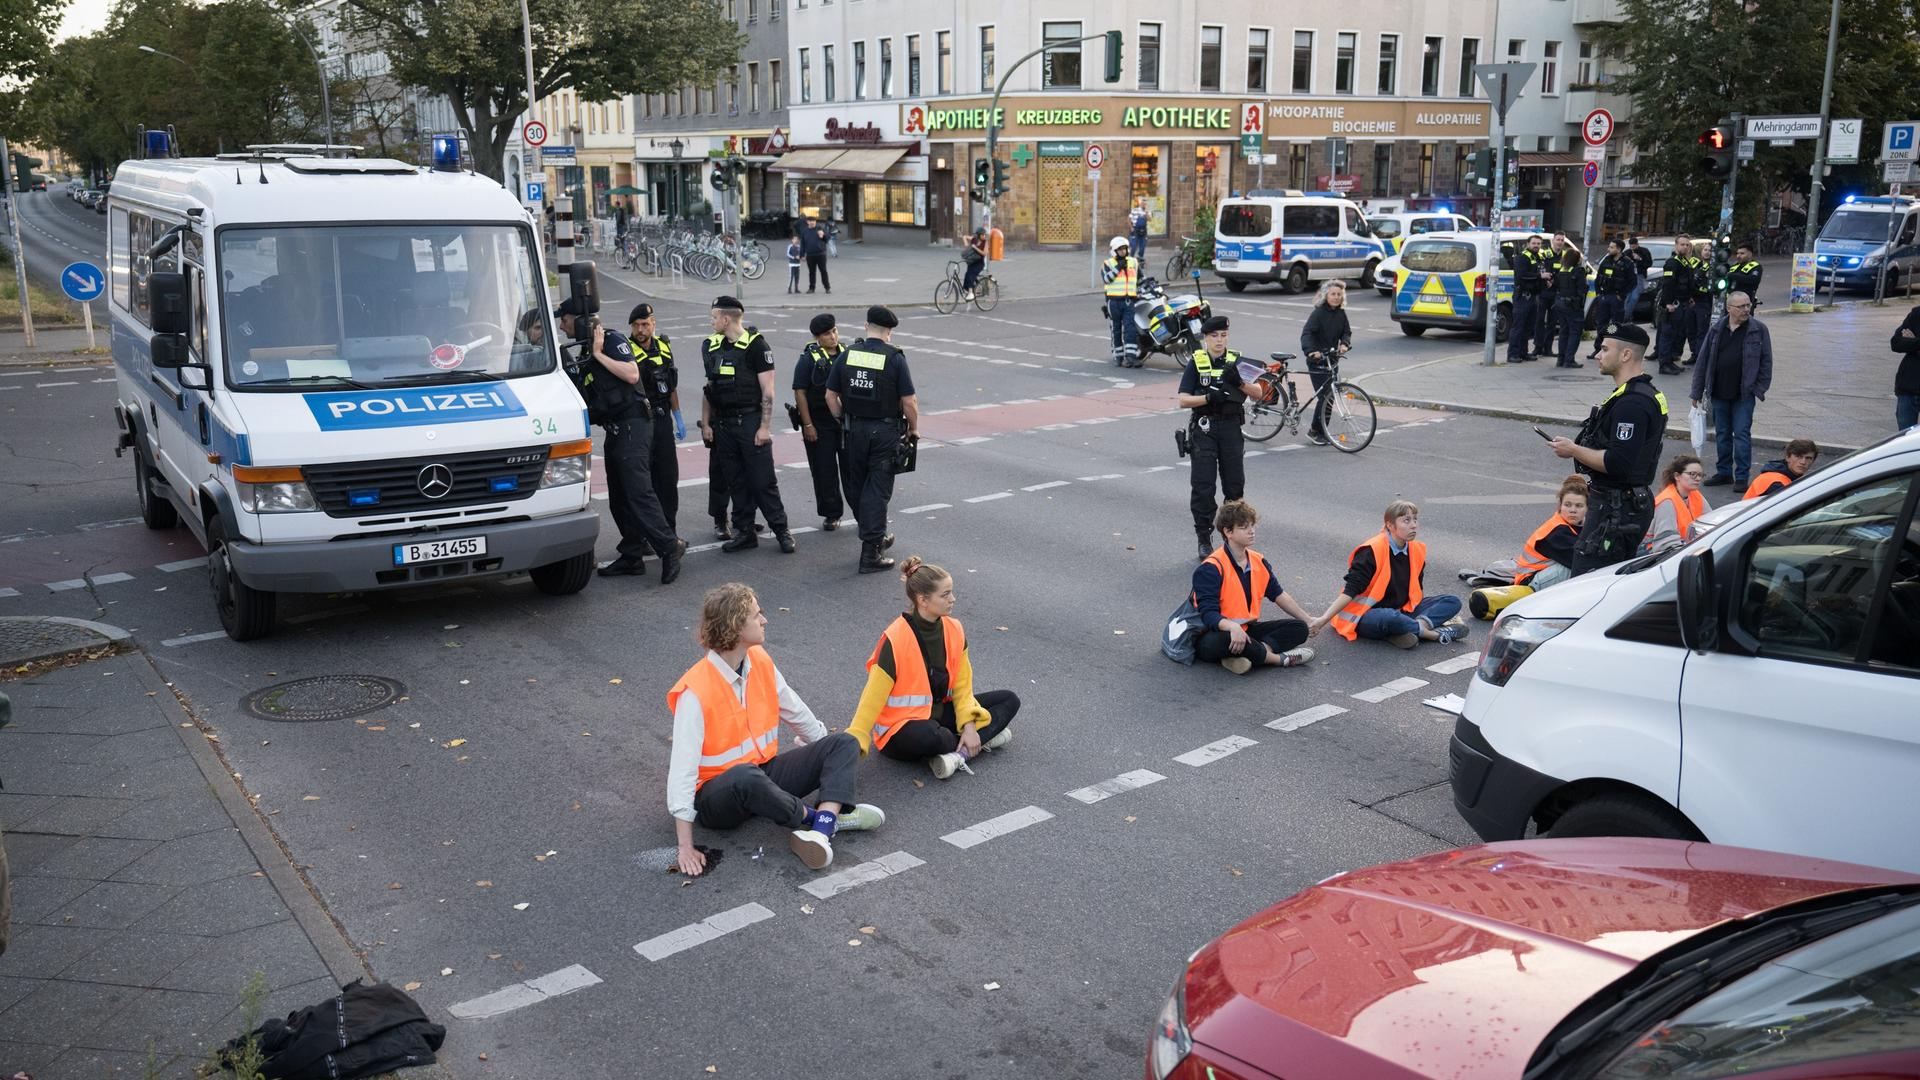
[1, 274, 1760, 1078]
[9, 186, 109, 296]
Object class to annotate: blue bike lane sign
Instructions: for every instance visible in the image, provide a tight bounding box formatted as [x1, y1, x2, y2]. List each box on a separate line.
[61, 261, 107, 303]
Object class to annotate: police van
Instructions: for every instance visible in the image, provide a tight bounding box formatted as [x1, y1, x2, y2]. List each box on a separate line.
[107, 140, 599, 640]
[1211, 190, 1382, 294]
[1813, 194, 1920, 291]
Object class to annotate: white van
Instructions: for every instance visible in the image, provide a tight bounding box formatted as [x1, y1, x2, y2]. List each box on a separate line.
[1211, 191, 1382, 294]
[1451, 428, 1920, 872]
[108, 147, 600, 640]
[1814, 194, 1920, 291]
[1366, 210, 1478, 259]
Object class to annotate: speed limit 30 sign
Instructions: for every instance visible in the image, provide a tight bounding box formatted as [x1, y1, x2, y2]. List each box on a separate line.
[523, 119, 548, 147]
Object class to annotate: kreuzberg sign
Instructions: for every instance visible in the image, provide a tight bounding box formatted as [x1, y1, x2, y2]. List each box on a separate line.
[901, 97, 1488, 140]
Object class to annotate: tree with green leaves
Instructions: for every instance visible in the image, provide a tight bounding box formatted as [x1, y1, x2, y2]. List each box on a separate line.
[0, 0, 66, 87]
[1595, 0, 1920, 233]
[334, 0, 743, 182]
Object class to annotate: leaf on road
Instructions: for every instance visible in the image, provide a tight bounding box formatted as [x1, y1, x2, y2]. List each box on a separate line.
[512, 902, 530, 911]
[846, 939, 863, 947]
[440, 967, 454, 976]
[367, 725, 386, 731]
[475, 880, 493, 888]
[984, 982, 1001, 991]
[387, 882, 404, 890]
[911, 779, 925, 788]
[443, 738, 467, 748]
[1113, 630, 1127, 635]
[858, 926, 875, 935]
[994, 626, 1009, 631]
[1125, 816, 1137, 823]
[443, 624, 460, 630]
[800, 904, 814, 915]
[409, 722, 420, 728]
[571, 801, 582, 811]
[1229, 867, 1243, 877]
[302, 795, 321, 801]
[608, 678, 622, 685]
[458, 679, 470, 685]
[486, 953, 502, 960]
[403, 981, 422, 991]
[580, 731, 592, 737]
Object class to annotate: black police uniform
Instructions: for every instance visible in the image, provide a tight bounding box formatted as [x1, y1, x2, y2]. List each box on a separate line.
[794, 339, 854, 522]
[1553, 258, 1590, 368]
[701, 328, 791, 542]
[1178, 347, 1248, 551]
[1685, 253, 1713, 360]
[1508, 246, 1546, 362]
[1656, 250, 1694, 365]
[576, 327, 679, 566]
[1591, 253, 1636, 345]
[828, 335, 914, 549]
[1534, 246, 1566, 359]
[630, 331, 681, 528]
[1571, 371, 1668, 572]
[1726, 259, 1763, 304]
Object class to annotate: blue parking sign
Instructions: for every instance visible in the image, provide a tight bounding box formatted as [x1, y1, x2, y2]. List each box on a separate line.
[526, 180, 545, 204]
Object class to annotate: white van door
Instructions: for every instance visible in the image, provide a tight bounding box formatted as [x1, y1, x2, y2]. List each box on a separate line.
[1677, 469, 1920, 871]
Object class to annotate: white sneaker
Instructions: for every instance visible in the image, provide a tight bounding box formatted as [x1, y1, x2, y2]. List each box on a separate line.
[929, 752, 963, 780]
[1280, 646, 1315, 667]
[836, 803, 886, 832]
[1220, 656, 1253, 675]
[982, 728, 1012, 752]
[789, 828, 833, 869]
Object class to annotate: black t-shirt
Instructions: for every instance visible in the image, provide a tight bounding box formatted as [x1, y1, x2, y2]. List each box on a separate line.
[1712, 321, 1749, 401]
[1178, 349, 1247, 421]
[792, 341, 843, 412]
[1581, 374, 1668, 489]
[827, 337, 914, 419]
[702, 331, 774, 413]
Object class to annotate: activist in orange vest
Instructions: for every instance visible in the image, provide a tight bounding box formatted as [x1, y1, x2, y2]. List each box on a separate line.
[1514, 478, 1589, 589]
[1743, 438, 1819, 501]
[1189, 500, 1318, 675]
[1311, 501, 1467, 648]
[1644, 454, 1708, 554]
[848, 557, 1021, 780]
[666, 583, 885, 875]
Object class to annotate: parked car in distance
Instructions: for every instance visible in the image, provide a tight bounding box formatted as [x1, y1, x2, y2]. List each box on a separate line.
[1149, 838, 1920, 1080]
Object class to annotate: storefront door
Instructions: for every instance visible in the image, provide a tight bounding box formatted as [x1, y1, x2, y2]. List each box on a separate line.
[1130, 145, 1168, 238]
[930, 170, 954, 241]
[1036, 141, 1085, 246]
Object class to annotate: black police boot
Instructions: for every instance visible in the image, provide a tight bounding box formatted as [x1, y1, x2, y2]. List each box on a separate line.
[822, 517, 840, 531]
[880, 533, 896, 550]
[1197, 532, 1213, 561]
[859, 542, 896, 574]
[658, 540, 686, 585]
[597, 556, 645, 577]
[721, 531, 759, 553]
[713, 519, 732, 541]
[1658, 360, 1683, 375]
[775, 530, 797, 554]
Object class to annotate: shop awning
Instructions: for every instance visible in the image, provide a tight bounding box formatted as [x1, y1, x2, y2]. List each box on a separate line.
[814, 146, 911, 177]
[1516, 151, 1587, 169]
[769, 148, 845, 172]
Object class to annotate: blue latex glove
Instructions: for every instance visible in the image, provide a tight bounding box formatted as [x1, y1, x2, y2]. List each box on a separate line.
[672, 409, 686, 441]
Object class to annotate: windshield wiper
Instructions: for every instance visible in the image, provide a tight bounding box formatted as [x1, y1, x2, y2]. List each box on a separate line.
[372, 370, 505, 385]
[246, 374, 375, 389]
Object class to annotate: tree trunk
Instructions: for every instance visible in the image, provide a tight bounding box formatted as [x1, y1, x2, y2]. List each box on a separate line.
[458, 97, 507, 183]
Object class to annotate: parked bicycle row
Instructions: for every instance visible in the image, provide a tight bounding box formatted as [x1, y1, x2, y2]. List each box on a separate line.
[616, 225, 768, 282]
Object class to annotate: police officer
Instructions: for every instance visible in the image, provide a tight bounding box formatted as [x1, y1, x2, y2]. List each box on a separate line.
[1685, 239, 1714, 364]
[1176, 315, 1249, 561]
[1507, 235, 1548, 363]
[1534, 233, 1569, 360]
[557, 298, 684, 583]
[1726, 243, 1763, 306]
[699, 294, 795, 554]
[1549, 322, 1668, 573]
[1590, 238, 1638, 348]
[627, 303, 685, 539]
[1655, 235, 1694, 376]
[793, 312, 853, 531]
[827, 305, 918, 574]
[1101, 236, 1142, 367]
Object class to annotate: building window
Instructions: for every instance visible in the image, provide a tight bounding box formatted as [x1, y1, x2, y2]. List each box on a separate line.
[861, 182, 924, 226]
[727, 70, 739, 113]
[643, 94, 652, 119]
[1199, 26, 1222, 92]
[980, 26, 995, 90]
[770, 59, 782, 109]
[1335, 32, 1356, 94]
[1421, 36, 1442, 96]
[1042, 21, 1082, 88]
[1377, 33, 1398, 95]
[799, 48, 811, 103]
[853, 41, 866, 100]
[937, 30, 952, 94]
[1542, 41, 1559, 94]
[1458, 37, 1479, 95]
[907, 34, 921, 96]
[1247, 29, 1269, 92]
[771, 0, 780, 19]
[1576, 40, 1592, 85]
[823, 44, 835, 101]
[1507, 38, 1524, 62]
[880, 39, 893, 98]
[1289, 144, 1309, 189]
[1452, 145, 1470, 192]
[1292, 31, 1314, 93]
[1372, 143, 1393, 194]
[748, 0, 757, 22]
[1138, 23, 1161, 90]
[1419, 142, 1435, 191]
[725, 0, 734, 19]
[1130, 146, 1167, 236]
[748, 62, 760, 111]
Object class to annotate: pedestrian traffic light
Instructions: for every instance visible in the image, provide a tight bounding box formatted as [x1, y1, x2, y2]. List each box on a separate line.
[1711, 228, 1734, 291]
[992, 158, 1011, 198]
[973, 157, 990, 191]
[1103, 30, 1124, 84]
[1467, 148, 1493, 187]
[1698, 124, 1734, 181]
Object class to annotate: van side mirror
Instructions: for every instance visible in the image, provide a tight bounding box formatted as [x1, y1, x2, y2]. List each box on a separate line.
[150, 271, 190, 336]
[151, 333, 191, 368]
[567, 262, 600, 317]
[1676, 550, 1720, 653]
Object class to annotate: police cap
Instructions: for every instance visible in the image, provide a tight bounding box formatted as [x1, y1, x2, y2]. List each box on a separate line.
[1605, 323, 1651, 350]
[1201, 315, 1230, 335]
[809, 312, 837, 336]
[711, 294, 745, 313]
[866, 305, 899, 329]
[627, 303, 655, 323]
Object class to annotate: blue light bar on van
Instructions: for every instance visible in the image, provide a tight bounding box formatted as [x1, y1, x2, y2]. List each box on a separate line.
[431, 134, 462, 172]
[347, 488, 381, 507]
[488, 475, 520, 493]
[145, 130, 171, 158]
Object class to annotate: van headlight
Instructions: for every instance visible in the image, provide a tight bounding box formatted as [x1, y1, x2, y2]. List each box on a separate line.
[236, 480, 316, 513]
[541, 438, 594, 488]
[1148, 980, 1193, 1080]
[1476, 615, 1576, 687]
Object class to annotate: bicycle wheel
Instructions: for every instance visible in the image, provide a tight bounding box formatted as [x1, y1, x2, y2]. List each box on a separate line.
[973, 277, 999, 310]
[1242, 381, 1287, 442]
[1324, 382, 1378, 453]
[742, 255, 766, 280]
[1166, 251, 1191, 280]
[934, 279, 959, 314]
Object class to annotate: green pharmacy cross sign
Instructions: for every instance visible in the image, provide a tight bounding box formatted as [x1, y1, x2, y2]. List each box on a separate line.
[1009, 144, 1034, 167]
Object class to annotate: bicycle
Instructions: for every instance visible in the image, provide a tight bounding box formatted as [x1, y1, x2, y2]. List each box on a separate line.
[933, 259, 999, 313]
[1758, 226, 1803, 257]
[1165, 234, 1207, 280]
[1238, 351, 1377, 452]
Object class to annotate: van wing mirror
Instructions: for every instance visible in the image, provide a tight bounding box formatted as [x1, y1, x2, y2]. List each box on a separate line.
[151, 332, 191, 369]
[567, 262, 600, 317]
[150, 271, 191, 336]
[1676, 550, 1720, 653]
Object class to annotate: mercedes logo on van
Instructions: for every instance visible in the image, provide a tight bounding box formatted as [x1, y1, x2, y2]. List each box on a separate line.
[417, 463, 454, 499]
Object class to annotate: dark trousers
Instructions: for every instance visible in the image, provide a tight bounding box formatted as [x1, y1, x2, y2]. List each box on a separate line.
[1189, 419, 1245, 534]
[712, 414, 788, 532]
[1590, 295, 1626, 344]
[806, 253, 831, 292]
[1306, 358, 1333, 437]
[1107, 298, 1141, 365]
[602, 416, 678, 560]
[843, 416, 901, 544]
[962, 259, 983, 291]
[1555, 296, 1585, 367]
[648, 406, 679, 529]
[802, 414, 853, 520]
[693, 732, 860, 830]
[1535, 290, 1559, 357]
[1685, 298, 1710, 359]
[1573, 486, 1654, 573]
[1193, 619, 1309, 666]
[1656, 304, 1686, 362]
[1508, 290, 1539, 360]
[877, 690, 1021, 762]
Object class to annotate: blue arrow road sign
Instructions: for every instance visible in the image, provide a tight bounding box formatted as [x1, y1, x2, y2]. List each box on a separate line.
[60, 261, 106, 303]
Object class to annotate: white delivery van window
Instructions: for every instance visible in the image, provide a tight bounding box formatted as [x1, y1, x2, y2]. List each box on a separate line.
[1737, 474, 1917, 669]
[1285, 205, 1338, 237]
[1402, 240, 1478, 274]
[218, 224, 554, 389]
[1219, 204, 1271, 237]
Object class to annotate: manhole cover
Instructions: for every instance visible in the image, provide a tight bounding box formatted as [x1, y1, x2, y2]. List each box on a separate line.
[241, 676, 405, 722]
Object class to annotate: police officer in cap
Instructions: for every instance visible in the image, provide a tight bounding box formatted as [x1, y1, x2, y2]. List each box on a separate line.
[1176, 315, 1250, 561]
[827, 305, 918, 574]
[1549, 321, 1668, 572]
[793, 312, 854, 531]
[627, 303, 686, 542]
[700, 294, 795, 554]
[557, 298, 685, 583]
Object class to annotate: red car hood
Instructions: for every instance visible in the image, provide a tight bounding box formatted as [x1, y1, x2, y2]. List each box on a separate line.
[1186, 839, 1920, 1080]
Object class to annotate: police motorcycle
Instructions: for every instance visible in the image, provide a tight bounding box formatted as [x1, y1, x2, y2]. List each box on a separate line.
[1109, 269, 1214, 365]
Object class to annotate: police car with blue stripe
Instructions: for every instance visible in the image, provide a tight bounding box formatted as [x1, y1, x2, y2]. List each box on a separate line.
[1211, 190, 1384, 294]
[107, 135, 600, 640]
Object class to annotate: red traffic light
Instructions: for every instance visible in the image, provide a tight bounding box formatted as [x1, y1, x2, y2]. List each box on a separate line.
[1698, 127, 1729, 149]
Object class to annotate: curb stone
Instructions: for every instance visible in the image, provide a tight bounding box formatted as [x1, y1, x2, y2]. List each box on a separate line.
[0, 615, 131, 668]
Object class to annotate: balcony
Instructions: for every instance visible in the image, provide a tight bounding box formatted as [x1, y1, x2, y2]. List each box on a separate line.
[1562, 85, 1633, 126]
[1573, 0, 1626, 24]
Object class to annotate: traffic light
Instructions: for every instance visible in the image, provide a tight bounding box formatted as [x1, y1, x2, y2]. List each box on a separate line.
[991, 158, 1011, 198]
[1103, 31, 1124, 84]
[1711, 229, 1734, 292]
[708, 155, 747, 193]
[1698, 124, 1734, 181]
[972, 157, 990, 199]
[1466, 148, 1493, 187]
[9, 152, 43, 192]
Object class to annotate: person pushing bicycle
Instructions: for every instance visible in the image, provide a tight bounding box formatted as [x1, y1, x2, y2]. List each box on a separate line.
[1299, 281, 1352, 445]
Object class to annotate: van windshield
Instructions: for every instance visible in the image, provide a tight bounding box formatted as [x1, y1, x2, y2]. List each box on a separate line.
[218, 224, 554, 389]
[1820, 209, 1898, 243]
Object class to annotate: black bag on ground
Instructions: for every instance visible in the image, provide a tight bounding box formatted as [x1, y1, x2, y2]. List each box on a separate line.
[218, 979, 445, 1080]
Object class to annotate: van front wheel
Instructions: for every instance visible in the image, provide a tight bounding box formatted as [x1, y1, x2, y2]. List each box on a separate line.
[1224, 279, 1248, 293]
[208, 515, 275, 641]
[530, 551, 594, 596]
[1544, 792, 1702, 841]
[1284, 263, 1310, 294]
[1358, 260, 1379, 290]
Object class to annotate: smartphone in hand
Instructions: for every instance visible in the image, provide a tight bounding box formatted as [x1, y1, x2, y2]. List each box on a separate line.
[1533, 426, 1554, 441]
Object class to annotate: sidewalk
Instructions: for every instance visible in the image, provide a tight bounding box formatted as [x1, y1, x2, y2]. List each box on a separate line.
[0, 648, 380, 1079]
[0, 327, 106, 367]
[1351, 299, 1917, 454]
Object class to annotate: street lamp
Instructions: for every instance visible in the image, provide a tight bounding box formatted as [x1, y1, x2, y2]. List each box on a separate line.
[137, 45, 224, 153]
[272, 15, 335, 155]
[669, 138, 685, 221]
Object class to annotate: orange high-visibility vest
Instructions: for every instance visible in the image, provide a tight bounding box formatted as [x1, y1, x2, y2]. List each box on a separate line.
[1743, 471, 1793, 501]
[1193, 546, 1271, 625]
[667, 646, 781, 790]
[1332, 533, 1425, 641]
[1655, 483, 1708, 540]
[1102, 257, 1139, 299]
[1516, 513, 1578, 577]
[865, 615, 967, 750]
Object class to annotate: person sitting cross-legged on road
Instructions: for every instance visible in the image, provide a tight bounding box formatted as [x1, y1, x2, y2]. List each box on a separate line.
[1467, 478, 1589, 620]
[1311, 500, 1467, 648]
[666, 583, 884, 876]
[847, 557, 1021, 780]
[1642, 454, 1708, 555]
[1191, 500, 1318, 675]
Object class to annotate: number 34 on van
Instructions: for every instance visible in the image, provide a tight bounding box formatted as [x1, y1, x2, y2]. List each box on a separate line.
[303, 386, 530, 431]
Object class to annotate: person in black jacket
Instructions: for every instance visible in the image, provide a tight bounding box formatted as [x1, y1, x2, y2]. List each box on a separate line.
[1655, 235, 1694, 376]
[1624, 234, 1654, 321]
[1300, 280, 1352, 444]
[1507, 235, 1547, 363]
[1553, 246, 1590, 369]
[1894, 303, 1920, 430]
[1590, 238, 1638, 348]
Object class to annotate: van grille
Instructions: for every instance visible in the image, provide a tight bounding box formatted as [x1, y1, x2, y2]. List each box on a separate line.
[304, 446, 548, 518]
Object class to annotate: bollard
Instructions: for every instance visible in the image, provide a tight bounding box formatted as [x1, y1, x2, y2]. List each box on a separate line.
[556, 195, 574, 273]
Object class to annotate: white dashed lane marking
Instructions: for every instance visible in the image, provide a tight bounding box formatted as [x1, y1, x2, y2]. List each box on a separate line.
[161, 631, 228, 648]
[46, 572, 132, 592]
[635, 902, 776, 961]
[156, 558, 208, 573]
[941, 806, 1055, 850]
[1020, 481, 1070, 492]
[1267, 704, 1347, 732]
[1352, 676, 1430, 704]
[1066, 769, 1166, 805]
[1174, 735, 1259, 767]
[0, 588, 19, 599]
[799, 850, 927, 900]
[903, 503, 951, 514]
[1426, 654, 1480, 675]
[964, 492, 1012, 503]
[448, 964, 603, 1020]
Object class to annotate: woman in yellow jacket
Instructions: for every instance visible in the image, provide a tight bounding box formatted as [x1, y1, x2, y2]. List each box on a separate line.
[848, 556, 1021, 779]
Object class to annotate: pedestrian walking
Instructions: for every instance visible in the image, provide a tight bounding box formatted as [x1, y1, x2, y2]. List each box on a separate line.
[793, 312, 853, 531]
[1553, 246, 1590, 369]
[802, 217, 832, 294]
[1101, 236, 1142, 367]
[557, 299, 685, 583]
[1590, 238, 1638, 348]
[1129, 198, 1150, 259]
[847, 556, 1021, 780]
[1689, 291, 1772, 489]
[626, 303, 686, 543]
[1655, 235, 1695, 375]
[827, 305, 918, 574]
[1893, 303, 1920, 430]
[1508, 235, 1548, 363]
[1549, 323, 1668, 572]
[1310, 500, 1467, 647]
[1189, 500, 1317, 675]
[1300, 280, 1351, 443]
[699, 294, 795, 554]
[666, 583, 885, 875]
[1743, 438, 1818, 500]
[1642, 455, 1706, 555]
[1624, 234, 1653, 323]
[1176, 316, 1250, 561]
[786, 232, 803, 294]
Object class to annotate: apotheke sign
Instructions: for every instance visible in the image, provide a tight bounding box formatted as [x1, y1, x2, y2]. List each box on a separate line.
[908, 103, 1235, 134]
[901, 98, 1490, 140]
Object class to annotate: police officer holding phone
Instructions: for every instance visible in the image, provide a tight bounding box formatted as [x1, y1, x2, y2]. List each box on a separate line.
[627, 303, 685, 539]
[1177, 315, 1249, 561]
[1548, 322, 1667, 572]
[827, 306, 917, 574]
